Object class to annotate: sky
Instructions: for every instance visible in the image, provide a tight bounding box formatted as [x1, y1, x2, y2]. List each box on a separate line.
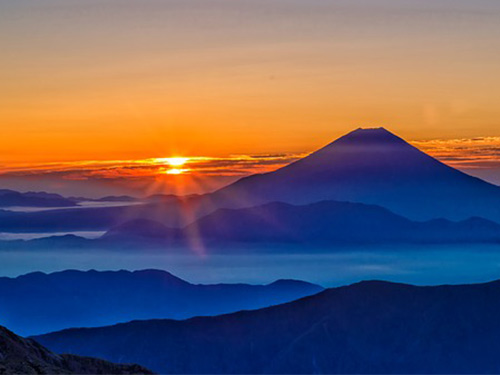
[1, 0, 500, 196]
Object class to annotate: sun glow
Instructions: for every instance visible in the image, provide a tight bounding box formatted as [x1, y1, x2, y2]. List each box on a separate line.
[166, 157, 189, 167]
[166, 168, 189, 175]
[153, 157, 191, 175]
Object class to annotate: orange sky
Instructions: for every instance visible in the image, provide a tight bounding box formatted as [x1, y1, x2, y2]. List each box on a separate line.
[1, 1, 500, 195]
[1, 136, 500, 197]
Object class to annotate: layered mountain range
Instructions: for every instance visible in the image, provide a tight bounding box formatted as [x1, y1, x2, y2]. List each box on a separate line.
[4, 127, 500, 374]
[0, 269, 322, 336]
[36, 278, 500, 374]
[102, 200, 500, 246]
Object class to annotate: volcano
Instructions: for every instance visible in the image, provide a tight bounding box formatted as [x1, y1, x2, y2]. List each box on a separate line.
[212, 128, 500, 222]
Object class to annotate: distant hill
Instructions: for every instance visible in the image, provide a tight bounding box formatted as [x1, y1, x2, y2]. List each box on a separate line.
[185, 201, 500, 244]
[36, 279, 500, 374]
[0, 205, 133, 232]
[0, 189, 77, 208]
[2, 199, 500, 248]
[67, 195, 138, 203]
[144, 193, 200, 203]
[0, 325, 152, 374]
[103, 201, 500, 245]
[95, 195, 138, 202]
[0, 269, 323, 336]
[0, 199, 200, 232]
[211, 128, 500, 222]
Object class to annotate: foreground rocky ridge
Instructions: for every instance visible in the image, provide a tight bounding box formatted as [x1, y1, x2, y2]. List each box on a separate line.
[0, 325, 152, 374]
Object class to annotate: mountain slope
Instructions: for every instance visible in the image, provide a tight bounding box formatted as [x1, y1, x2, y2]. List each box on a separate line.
[184, 201, 500, 244]
[102, 201, 500, 245]
[36, 279, 500, 374]
[0, 189, 77, 208]
[211, 128, 500, 222]
[0, 269, 323, 336]
[0, 325, 152, 374]
[0, 197, 211, 232]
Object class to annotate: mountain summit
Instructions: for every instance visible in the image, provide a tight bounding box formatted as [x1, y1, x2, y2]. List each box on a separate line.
[273, 127, 446, 176]
[212, 127, 500, 222]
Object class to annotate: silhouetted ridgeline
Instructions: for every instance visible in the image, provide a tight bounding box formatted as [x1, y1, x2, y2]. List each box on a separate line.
[36, 279, 500, 374]
[0, 189, 77, 208]
[4, 199, 500, 250]
[0, 325, 152, 374]
[0, 269, 323, 336]
[101, 200, 500, 246]
[179, 201, 500, 244]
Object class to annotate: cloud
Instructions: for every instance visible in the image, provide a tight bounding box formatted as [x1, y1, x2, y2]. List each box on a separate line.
[1, 137, 500, 187]
[0, 154, 304, 181]
[412, 137, 500, 169]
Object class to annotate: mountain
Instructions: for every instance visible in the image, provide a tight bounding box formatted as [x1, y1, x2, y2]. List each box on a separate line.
[96, 195, 138, 202]
[0, 205, 133, 232]
[103, 201, 500, 245]
[0, 189, 77, 208]
[0, 269, 323, 336]
[0, 325, 152, 374]
[183, 201, 500, 244]
[144, 194, 200, 203]
[36, 278, 500, 374]
[0, 198, 206, 232]
[4, 198, 498, 249]
[68, 195, 139, 203]
[3, 127, 500, 233]
[211, 128, 500, 222]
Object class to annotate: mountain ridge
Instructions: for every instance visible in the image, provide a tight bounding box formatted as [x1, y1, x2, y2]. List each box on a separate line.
[0, 189, 77, 208]
[0, 269, 323, 336]
[102, 200, 500, 246]
[35, 278, 500, 374]
[0, 325, 152, 374]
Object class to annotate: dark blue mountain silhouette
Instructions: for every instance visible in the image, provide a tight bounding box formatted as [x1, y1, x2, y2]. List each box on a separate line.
[0, 325, 152, 374]
[2, 199, 499, 249]
[36, 278, 500, 374]
[68, 195, 138, 203]
[0, 189, 76, 208]
[0, 199, 200, 232]
[0, 205, 132, 232]
[102, 201, 500, 245]
[0, 269, 322, 336]
[211, 128, 500, 222]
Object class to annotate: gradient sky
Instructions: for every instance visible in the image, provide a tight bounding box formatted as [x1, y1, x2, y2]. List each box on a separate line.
[1, 0, 500, 196]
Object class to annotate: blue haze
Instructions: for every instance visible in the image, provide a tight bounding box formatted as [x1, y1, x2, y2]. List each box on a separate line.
[1, 245, 500, 287]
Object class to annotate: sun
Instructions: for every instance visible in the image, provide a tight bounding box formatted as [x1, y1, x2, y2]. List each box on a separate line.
[152, 157, 190, 175]
[165, 157, 188, 167]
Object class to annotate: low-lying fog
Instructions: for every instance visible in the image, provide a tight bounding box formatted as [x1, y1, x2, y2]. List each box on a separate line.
[1, 245, 500, 287]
